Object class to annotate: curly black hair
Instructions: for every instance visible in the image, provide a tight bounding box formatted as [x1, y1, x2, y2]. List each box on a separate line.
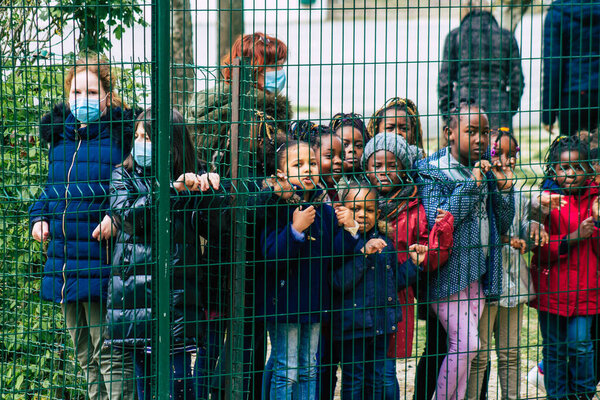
[288, 119, 336, 148]
[329, 112, 368, 143]
[543, 135, 590, 181]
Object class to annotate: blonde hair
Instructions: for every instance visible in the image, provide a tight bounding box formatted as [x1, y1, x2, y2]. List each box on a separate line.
[64, 54, 127, 109]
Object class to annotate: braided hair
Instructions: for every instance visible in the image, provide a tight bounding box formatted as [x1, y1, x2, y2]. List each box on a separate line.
[251, 109, 282, 176]
[366, 97, 423, 149]
[289, 120, 336, 148]
[490, 127, 520, 158]
[337, 176, 377, 203]
[543, 135, 590, 181]
[330, 112, 368, 143]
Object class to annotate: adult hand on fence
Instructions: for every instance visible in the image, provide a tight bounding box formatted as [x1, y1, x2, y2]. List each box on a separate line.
[292, 205, 316, 233]
[174, 173, 202, 192]
[362, 238, 387, 254]
[408, 244, 428, 266]
[92, 215, 118, 241]
[31, 220, 49, 243]
[472, 160, 491, 187]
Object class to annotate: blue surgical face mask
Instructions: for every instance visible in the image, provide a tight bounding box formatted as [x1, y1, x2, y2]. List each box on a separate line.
[132, 140, 152, 167]
[70, 95, 107, 124]
[264, 69, 286, 93]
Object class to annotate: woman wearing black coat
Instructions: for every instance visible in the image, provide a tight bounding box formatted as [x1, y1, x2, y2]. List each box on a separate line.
[104, 109, 222, 399]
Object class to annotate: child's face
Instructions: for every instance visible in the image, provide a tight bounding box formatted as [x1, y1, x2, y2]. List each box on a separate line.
[554, 150, 588, 192]
[592, 162, 600, 185]
[281, 143, 320, 190]
[491, 135, 518, 168]
[134, 123, 151, 143]
[343, 188, 380, 233]
[339, 126, 364, 172]
[377, 108, 415, 145]
[317, 135, 344, 186]
[448, 109, 489, 165]
[365, 150, 404, 195]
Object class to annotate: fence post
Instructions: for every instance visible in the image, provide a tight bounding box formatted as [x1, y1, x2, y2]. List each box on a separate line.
[153, 0, 171, 396]
[226, 57, 252, 399]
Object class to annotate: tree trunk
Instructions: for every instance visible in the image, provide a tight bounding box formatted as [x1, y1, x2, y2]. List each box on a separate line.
[171, 0, 195, 108]
[218, 0, 243, 61]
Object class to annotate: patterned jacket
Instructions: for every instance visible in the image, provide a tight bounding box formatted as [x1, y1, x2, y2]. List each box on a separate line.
[416, 147, 515, 301]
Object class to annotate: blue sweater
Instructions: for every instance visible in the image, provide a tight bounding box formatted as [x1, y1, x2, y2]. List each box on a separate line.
[29, 104, 135, 303]
[258, 193, 360, 323]
[541, 0, 600, 125]
[415, 147, 514, 301]
[331, 229, 420, 341]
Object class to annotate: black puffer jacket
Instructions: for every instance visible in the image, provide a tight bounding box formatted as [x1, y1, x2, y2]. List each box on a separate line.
[438, 10, 525, 130]
[105, 163, 220, 349]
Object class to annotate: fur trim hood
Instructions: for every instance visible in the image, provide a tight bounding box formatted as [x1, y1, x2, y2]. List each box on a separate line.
[40, 102, 138, 153]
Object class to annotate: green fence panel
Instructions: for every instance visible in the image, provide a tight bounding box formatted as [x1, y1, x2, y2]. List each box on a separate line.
[2, 1, 600, 400]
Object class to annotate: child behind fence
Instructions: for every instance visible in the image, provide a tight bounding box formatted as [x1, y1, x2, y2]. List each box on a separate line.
[329, 113, 368, 174]
[363, 132, 455, 399]
[329, 178, 427, 399]
[415, 100, 515, 400]
[257, 138, 360, 400]
[530, 135, 600, 400]
[466, 128, 549, 400]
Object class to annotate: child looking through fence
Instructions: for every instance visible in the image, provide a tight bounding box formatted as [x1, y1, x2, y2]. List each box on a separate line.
[416, 100, 515, 400]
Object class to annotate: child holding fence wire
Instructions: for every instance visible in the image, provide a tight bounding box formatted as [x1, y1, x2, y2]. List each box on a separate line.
[415, 100, 515, 400]
[289, 120, 344, 202]
[466, 128, 549, 400]
[530, 135, 600, 400]
[363, 132, 455, 400]
[104, 108, 221, 399]
[258, 137, 360, 400]
[328, 178, 427, 400]
[329, 113, 368, 174]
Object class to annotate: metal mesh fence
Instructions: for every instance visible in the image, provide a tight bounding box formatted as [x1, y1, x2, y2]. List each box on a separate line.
[1, 0, 600, 399]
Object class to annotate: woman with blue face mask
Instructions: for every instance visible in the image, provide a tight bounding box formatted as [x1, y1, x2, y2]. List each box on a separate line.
[29, 55, 138, 400]
[104, 108, 222, 400]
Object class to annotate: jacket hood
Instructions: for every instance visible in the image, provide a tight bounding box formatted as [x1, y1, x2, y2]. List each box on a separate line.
[40, 102, 139, 153]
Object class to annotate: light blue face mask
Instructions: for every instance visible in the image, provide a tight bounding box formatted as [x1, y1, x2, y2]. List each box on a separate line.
[70, 96, 106, 124]
[132, 141, 152, 167]
[264, 69, 286, 93]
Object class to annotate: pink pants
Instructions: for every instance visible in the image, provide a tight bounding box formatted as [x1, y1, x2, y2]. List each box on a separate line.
[431, 281, 485, 400]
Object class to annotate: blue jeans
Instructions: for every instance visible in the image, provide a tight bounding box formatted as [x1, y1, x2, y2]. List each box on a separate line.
[132, 349, 196, 400]
[538, 311, 596, 399]
[337, 335, 387, 400]
[267, 322, 320, 400]
[383, 358, 400, 400]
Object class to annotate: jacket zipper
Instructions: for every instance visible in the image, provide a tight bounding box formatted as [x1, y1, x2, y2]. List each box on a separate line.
[60, 135, 82, 303]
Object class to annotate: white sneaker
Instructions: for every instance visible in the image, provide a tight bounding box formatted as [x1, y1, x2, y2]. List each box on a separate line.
[527, 362, 546, 393]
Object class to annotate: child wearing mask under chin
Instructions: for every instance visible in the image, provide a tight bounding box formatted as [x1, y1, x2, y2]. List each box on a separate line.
[362, 132, 455, 400]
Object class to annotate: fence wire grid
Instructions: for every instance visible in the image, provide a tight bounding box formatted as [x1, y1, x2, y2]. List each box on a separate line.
[1, 1, 600, 399]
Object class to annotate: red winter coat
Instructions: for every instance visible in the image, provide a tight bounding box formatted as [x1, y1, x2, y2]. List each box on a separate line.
[383, 198, 455, 358]
[531, 183, 600, 317]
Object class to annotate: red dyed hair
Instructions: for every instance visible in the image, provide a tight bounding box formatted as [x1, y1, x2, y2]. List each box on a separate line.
[221, 32, 287, 89]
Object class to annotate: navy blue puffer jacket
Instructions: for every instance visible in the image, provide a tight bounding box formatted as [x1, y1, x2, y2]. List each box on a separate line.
[29, 103, 135, 303]
[330, 229, 420, 341]
[541, 0, 600, 125]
